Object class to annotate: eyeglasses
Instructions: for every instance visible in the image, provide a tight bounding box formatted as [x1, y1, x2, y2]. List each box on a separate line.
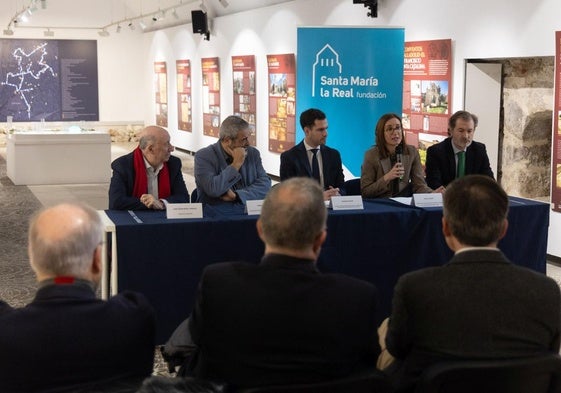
[384, 125, 401, 133]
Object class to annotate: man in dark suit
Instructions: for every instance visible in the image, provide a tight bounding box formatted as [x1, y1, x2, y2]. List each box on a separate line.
[184, 177, 381, 389]
[0, 203, 155, 393]
[280, 108, 345, 200]
[109, 125, 189, 210]
[381, 175, 561, 390]
[425, 110, 494, 189]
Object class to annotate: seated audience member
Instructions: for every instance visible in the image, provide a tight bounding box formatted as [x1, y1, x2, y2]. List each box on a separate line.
[0, 203, 155, 393]
[280, 108, 345, 200]
[177, 177, 381, 388]
[361, 113, 444, 198]
[381, 175, 561, 391]
[425, 110, 494, 189]
[109, 125, 189, 210]
[194, 115, 270, 205]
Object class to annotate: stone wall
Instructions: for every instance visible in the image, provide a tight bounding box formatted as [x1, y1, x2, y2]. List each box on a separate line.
[500, 57, 554, 199]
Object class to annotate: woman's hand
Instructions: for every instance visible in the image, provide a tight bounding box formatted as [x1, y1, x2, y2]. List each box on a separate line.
[384, 163, 404, 182]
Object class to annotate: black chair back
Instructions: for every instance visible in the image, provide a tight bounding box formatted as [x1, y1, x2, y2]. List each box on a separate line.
[415, 354, 561, 393]
[344, 178, 361, 196]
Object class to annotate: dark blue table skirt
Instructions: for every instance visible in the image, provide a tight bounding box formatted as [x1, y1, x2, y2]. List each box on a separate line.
[105, 196, 549, 344]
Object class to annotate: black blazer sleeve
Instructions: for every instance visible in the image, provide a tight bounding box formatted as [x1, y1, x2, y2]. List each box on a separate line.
[322, 146, 345, 190]
[109, 153, 146, 210]
[108, 154, 189, 210]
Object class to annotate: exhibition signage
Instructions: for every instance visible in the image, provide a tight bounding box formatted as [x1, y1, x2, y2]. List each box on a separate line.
[154, 61, 168, 127]
[553, 32, 561, 212]
[267, 53, 296, 153]
[296, 27, 405, 177]
[402, 39, 452, 166]
[0, 39, 99, 122]
[201, 57, 221, 138]
[176, 59, 192, 132]
[231, 55, 257, 146]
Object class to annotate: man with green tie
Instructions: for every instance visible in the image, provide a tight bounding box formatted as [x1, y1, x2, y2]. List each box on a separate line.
[425, 110, 494, 189]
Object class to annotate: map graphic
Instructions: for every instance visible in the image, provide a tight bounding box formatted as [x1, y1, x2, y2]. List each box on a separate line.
[0, 39, 99, 122]
[0, 40, 60, 121]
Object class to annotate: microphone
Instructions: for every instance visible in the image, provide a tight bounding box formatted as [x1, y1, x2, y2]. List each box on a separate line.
[395, 145, 403, 180]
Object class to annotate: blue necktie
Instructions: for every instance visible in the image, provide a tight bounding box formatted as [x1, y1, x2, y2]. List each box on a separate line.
[311, 148, 320, 183]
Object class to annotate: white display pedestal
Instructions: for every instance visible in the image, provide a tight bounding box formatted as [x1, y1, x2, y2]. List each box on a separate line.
[7, 130, 111, 185]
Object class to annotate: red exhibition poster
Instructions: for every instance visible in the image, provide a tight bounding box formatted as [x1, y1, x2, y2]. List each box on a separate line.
[154, 61, 168, 127]
[402, 39, 452, 165]
[176, 59, 192, 132]
[267, 53, 296, 153]
[232, 55, 257, 146]
[552, 32, 561, 212]
[201, 57, 221, 137]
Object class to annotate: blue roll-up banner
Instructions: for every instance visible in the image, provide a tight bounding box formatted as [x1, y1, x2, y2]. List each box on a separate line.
[296, 27, 405, 177]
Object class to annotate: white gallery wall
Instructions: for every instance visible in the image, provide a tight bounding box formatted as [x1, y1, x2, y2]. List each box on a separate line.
[137, 0, 561, 258]
[5, 27, 145, 122]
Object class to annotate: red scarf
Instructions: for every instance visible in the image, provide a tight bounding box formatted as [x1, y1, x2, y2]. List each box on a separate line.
[132, 147, 171, 199]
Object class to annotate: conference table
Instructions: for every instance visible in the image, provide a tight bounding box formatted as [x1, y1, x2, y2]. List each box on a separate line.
[103, 197, 549, 343]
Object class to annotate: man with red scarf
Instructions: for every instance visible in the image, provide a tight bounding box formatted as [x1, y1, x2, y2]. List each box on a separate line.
[109, 125, 189, 210]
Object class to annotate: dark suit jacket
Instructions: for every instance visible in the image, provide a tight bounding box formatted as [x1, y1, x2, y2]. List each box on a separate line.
[280, 141, 345, 191]
[386, 249, 561, 389]
[109, 151, 189, 210]
[187, 254, 380, 388]
[425, 137, 494, 188]
[0, 283, 156, 393]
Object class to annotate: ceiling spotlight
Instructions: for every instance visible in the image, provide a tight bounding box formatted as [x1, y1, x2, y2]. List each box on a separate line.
[98, 29, 109, 37]
[3, 28, 14, 36]
[218, 0, 229, 7]
[116, 25, 121, 33]
[152, 9, 165, 22]
[43, 28, 54, 37]
[353, 0, 378, 18]
[40, 0, 47, 9]
[18, 13, 28, 23]
[128, 21, 135, 30]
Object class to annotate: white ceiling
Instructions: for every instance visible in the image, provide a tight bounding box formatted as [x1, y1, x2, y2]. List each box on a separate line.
[2, 0, 294, 33]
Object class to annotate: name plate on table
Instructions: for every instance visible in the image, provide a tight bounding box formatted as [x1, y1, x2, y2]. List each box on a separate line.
[330, 195, 364, 210]
[245, 199, 264, 215]
[412, 193, 443, 207]
[166, 203, 203, 219]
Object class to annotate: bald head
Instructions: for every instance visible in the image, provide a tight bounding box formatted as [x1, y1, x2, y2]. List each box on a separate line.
[259, 177, 327, 252]
[28, 203, 103, 281]
[139, 125, 174, 167]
